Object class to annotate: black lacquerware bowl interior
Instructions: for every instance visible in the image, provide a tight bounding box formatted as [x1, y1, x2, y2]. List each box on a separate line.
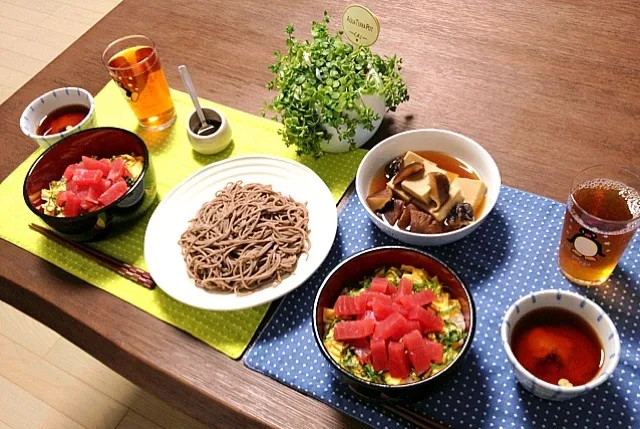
[312, 246, 475, 402]
[23, 127, 156, 241]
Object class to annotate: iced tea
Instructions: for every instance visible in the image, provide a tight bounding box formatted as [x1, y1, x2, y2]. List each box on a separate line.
[102, 35, 175, 131]
[559, 167, 640, 286]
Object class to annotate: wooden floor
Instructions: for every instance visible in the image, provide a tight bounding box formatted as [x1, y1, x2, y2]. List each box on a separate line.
[0, 1, 210, 428]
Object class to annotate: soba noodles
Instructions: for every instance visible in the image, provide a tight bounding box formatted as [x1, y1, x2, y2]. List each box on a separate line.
[179, 181, 310, 294]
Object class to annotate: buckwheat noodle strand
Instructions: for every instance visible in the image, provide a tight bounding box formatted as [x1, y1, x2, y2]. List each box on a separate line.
[179, 182, 310, 294]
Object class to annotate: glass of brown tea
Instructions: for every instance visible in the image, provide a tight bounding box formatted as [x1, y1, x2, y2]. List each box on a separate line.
[102, 35, 176, 131]
[558, 165, 640, 286]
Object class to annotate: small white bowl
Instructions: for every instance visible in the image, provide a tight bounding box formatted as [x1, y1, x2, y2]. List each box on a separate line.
[20, 87, 96, 149]
[187, 107, 232, 155]
[355, 129, 501, 246]
[501, 289, 620, 401]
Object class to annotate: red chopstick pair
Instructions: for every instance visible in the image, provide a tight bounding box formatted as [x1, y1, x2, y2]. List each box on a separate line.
[29, 223, 155, 290]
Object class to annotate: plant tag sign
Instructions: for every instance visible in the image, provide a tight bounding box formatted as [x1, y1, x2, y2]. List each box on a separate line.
[342, 5, 380, 47]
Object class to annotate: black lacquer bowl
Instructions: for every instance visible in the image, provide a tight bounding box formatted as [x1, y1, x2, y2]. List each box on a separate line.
[312, 246, 475, 402]
[23, 127, 156, 241]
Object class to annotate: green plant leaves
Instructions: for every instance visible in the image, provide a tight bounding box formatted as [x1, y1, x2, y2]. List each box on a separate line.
[263, 12, 409, 158]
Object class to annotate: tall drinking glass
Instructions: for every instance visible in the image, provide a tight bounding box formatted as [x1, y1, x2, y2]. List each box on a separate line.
[102, 35, 176, 131]
[558, 165, 640, 286]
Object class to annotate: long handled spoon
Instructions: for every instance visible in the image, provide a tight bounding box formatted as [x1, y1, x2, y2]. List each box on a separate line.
[178, 65, 217, 135]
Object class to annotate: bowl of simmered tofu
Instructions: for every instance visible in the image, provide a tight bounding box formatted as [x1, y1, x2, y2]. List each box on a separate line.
[355, 129, 501, 246]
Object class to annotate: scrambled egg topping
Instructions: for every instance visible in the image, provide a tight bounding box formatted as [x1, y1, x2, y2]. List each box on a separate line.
[323, 265, 467, 385]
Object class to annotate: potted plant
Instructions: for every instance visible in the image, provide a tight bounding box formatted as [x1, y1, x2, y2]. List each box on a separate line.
[263, 12, 409, 158]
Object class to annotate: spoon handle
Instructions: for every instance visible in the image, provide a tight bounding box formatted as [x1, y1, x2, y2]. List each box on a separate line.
[178, 65, 207, 125]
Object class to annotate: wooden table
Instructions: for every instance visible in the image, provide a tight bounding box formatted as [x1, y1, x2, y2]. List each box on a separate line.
[1, 1, 638, 427]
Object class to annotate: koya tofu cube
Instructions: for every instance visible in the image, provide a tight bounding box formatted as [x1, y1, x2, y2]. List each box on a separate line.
[386, 180, 412, 202]
[403, 151, 437, 167]
[400, 162, 447, 204]
[453, 177, 487, 212]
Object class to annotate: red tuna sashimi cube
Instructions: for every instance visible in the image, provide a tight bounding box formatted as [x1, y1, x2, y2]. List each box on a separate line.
[402, 329, 424, 350]
[65, 179, 78, 193]
[99, 158, 110, 166]
[391, 303, 409, 318]
[334, 295, 368, 318]
[408, 306, 444, 333]
[394, 277, 413, 298]
[370, 338, 388, 372]
[107, 157, 126, 181]
[424, 339, 444, 364]
[82, 156, 110, 175]
[80, 198, 95, 211]
[387, 341, 410, 379]
[86, 179, 111, 204]
[63, 193, 81, 217]
[333, 319, 375, 341]
[373, 312, 408, 340]
[390, 318, 422, 342]
[63, 164, 78, 181]
[354, 348, 371, 365]
[364, 292, 392, 309]
[370, 277, 389, 294]
[371, 300, 395, 320]
[98, 181, 128, 206]
[407, 320, 421, 333]
[402, 330, 432, 375]
[386, 282, 398, 295]
[350, 338, 369, 349]
[56, 191, 69, 206]
[389, 316, 410, 341]
[398, 290, 436, 310]
[360, 310, 376, 321]
[354, 344, 371, 365]
[72, 168, 103, 185]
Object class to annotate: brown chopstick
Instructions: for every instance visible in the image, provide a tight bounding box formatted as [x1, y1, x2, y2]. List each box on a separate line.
[29, 223, 156, 290]
[382, 404, 449, 429]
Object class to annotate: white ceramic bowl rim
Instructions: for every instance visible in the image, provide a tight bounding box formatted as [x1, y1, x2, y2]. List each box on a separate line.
[186, 107, 228, 141]
[20, 87, 96, 140]
[356, 128, 501, 238]
[501, 289, 621, 394]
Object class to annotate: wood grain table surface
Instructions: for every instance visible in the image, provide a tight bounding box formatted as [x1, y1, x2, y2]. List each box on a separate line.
[1, 0, 638, 427]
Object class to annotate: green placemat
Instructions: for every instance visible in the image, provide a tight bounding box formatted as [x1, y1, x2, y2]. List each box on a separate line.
[0, 81, 366, 358]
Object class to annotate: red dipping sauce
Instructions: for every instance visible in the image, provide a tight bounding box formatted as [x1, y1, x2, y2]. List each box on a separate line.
[36, 104, 89, 136]
[511, 308, 603, 386]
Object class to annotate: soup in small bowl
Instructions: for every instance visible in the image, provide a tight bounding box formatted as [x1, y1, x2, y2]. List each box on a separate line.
[501, 289, 620, 401]
[20, 87, 96, 148]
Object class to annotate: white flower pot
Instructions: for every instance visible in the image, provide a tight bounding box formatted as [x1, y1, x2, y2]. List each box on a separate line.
[320, 93, 387, 153]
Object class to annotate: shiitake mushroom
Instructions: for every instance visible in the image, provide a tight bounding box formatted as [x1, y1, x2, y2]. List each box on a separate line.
[427, 172, 450, 209]
[444, 202, 475, 231]
[392, 162, 425, 185]
[384, 156, 404, 180]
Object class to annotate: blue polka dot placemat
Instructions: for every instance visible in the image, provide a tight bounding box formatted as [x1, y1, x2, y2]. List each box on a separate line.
[244, 186, 640, 429]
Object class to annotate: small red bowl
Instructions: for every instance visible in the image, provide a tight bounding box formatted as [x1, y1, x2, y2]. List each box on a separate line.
[312, 246, 475, 402]
[23, 127, 157, 241]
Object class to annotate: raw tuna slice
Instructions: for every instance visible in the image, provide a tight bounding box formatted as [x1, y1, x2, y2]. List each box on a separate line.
[333, 319, 375, 341]
[387, 341, 410, 378]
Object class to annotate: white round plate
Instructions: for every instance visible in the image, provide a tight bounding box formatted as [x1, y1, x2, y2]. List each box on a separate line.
[144, 155, 337, 311]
